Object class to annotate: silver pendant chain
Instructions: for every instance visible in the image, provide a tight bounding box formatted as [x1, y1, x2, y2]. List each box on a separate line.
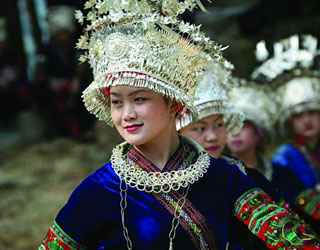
[119, 178, 190, 250]
[120, 179, 133, 250]
[168, 184, 190, 250]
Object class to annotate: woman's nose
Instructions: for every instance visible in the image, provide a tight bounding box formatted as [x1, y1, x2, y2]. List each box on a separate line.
[205, 130, 218, 142]
[123, 103, 137, 121]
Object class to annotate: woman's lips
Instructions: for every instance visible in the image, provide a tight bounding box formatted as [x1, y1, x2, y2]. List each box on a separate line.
[206, 146, 219, 152]
[125, 124, 143, 132]
[305, 124, 314, 131]
[231, 140, 242, 146]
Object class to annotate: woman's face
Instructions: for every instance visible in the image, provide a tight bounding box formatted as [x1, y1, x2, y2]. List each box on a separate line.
[290, 110, 320, 141]
[180, 114, 227, 158]
[110, 86, 174, 146]
[226, 121, 260, 155]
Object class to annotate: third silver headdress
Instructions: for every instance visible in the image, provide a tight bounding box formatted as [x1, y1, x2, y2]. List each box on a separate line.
[229, 80, 278, 136]
[251, 34, 320, 132]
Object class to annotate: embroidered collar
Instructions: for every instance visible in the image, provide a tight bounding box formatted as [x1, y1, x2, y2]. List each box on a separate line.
[127, 139, 196, 173]
[110, 135, 210, 193]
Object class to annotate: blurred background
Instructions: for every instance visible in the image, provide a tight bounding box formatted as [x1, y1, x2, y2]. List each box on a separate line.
[0, 0, 319, 249]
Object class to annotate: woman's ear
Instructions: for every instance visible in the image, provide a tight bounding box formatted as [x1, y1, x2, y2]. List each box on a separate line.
[169, 100, 181, 115]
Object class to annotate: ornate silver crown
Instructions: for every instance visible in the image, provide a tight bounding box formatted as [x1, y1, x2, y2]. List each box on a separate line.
[251, 34, 320, 85]
[76, 0, 230, 126]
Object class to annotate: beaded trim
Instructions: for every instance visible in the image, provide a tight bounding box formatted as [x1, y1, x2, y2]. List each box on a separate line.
[110, 136, 210, 193]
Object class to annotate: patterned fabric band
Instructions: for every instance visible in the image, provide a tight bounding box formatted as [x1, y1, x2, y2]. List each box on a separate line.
[39, 221, 86, 250]
[153, 188, 217, 250]
[296, 189, 320, 221]
[233, 188, 320, 249]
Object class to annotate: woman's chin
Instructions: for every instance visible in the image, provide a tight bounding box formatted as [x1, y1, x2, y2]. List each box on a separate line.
[123, 135, 148, 146]
[301, 130, 319, 140]
[209, 152, 220, 158]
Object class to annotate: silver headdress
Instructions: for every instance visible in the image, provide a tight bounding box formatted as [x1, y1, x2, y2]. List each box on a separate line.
[251, 34, 320, 131]
[252, 34, 320, 84]
[229, 81, 278, 136]
[48, 5, 76, 35]
[76, 0, 228, 126]
[176, 59, 245, 138]
[276, 77, 320, 133]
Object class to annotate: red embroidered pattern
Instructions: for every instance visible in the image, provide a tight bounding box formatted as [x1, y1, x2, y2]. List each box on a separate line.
[39, 221, 86, 250]
[296, 189, 320, 220]
[234, 188, 320, 250]
[127, 144, 217, 250]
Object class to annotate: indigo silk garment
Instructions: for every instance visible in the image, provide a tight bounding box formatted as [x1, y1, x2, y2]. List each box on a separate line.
[42, 158, 255, 249]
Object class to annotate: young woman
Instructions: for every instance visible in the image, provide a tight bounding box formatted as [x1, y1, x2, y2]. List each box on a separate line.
[39, 2, 320, 250]
[226, 85, 275, 180]
[251, 35, 320, 222]
[272, 77, 320, 220]
[177, 73, 291, 208]
[177, 66, 245, 160]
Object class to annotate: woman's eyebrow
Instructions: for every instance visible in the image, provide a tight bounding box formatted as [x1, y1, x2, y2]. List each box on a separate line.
[194, 121, 206, 125]
[213, 116, 223, 122]
[110, 90, 147, 96]
[129, 90, 148, 96]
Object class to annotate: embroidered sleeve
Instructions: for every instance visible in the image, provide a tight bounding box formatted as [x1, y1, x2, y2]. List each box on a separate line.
[233, 188, 320, 249]
[295, 189, 320, 221]
[39, 221, 87, 250]
[277, 199, 301, 218]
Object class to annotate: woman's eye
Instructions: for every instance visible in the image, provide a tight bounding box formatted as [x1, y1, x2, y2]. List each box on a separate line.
[294, 113, 302, 119]
[134, 97, 147, 102]
[111, 99, 121, 105]
[194, 127, 204, 131]
[216, 123, 223, 128]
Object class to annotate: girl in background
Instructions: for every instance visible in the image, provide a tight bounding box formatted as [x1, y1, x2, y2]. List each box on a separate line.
[226, 84, 276, 181]
[251, 35, 320, 223]
[272, 74, 320, 221]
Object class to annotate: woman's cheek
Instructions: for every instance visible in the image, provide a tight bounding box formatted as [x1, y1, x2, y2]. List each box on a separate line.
[111, 109, 122, 125]
[189, 130, 201, 141]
